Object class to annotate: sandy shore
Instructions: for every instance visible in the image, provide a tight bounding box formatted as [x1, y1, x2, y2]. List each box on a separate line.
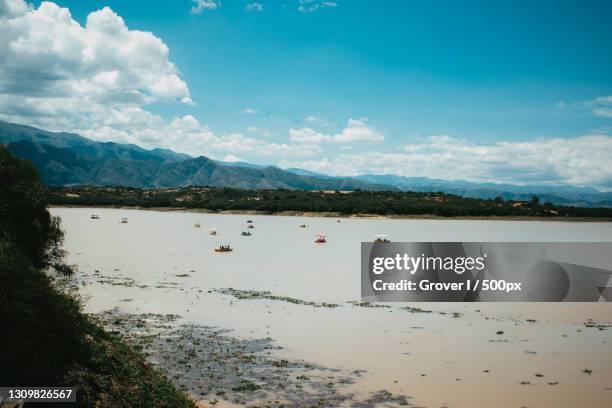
[50, 204, 612, 222]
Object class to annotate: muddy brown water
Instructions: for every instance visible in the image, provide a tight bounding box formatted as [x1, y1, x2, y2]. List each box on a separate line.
[53, 207, 612, 407]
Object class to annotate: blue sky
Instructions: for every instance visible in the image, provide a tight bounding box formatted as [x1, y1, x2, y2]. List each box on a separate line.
[1, 0, 611, 188]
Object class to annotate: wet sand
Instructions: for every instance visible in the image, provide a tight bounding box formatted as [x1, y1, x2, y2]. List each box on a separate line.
[53, 207, 612, 407]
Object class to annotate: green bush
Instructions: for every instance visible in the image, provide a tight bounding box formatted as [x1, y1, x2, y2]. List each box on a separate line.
[0, 146, 194, 407]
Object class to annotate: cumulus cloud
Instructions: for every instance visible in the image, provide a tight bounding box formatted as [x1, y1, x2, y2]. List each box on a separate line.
[0, 0, 28, 17]
[289, 127, 330, 143]
[298, 0, 338, 13]
[191, 0, 221, 14]
[0, 1, 316, 159]
[289, 118, 383, 144]
[245, 2, 263, 12]
[78, 113, 319, 158]
[279, 134, 612, 191]
[0, 0, 193, 137]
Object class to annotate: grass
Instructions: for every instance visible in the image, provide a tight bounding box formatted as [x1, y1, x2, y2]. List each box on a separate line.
[66, 322, 195, 407]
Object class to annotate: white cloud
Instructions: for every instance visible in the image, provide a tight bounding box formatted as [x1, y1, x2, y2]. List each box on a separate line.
[335, 118, 383, 142]
[298, 0, 338, 13]
[242, 107, 270, 116]
[590, 96, 612, 105]
[0, 1, 317, 160]
[246, 126, 273, 137]
[212, 132, 320, 157]
[289, 118, 383, 144]
[77, 113, 319, 158]
[245, 2, 263, 12]
[0, 0, 29, 17]
[289, 127, 331, 143]
[584, 96, 612, 118]
[279, 134, 612, 191]
[0, 0, 192, 124]
[304, 115, 333, 127]
[222, 154, 244, 162]
[191, 0, 221, 14]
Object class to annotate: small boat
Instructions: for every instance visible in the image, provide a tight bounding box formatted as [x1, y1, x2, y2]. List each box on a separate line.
[120, 217, 128, 224]
[90, 214, 100, 220]
[247, 224, 255, 229]
[299, 224, 307, 228]
[241, 231, 252, 236]
[374, 235, 391, 243]
[209, 228, 217, 236]
[246, 220, 253, 224]
[315, 234, 327, 243]
[214, 243, 233, 252]
[194, 223, 201, 228]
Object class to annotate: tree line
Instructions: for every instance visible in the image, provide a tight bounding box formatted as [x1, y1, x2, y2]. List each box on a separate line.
[46, 185, 612, 218]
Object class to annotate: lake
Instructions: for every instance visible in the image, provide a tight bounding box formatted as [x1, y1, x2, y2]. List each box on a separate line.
[52, 207, 612, 407]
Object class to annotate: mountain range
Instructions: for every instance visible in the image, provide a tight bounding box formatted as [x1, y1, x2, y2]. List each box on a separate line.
[0, 120, 391, 191]
[1, 119, 611, 207]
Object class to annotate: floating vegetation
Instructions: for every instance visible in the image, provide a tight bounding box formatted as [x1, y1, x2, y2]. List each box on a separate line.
[80, 269, 149, 289]
[402, 306, 433, 314]
[351, 389, 411, 407]
[272, 359, 289, 368]
[584, 319, 611, 331]
[94, 309, 411, 407]
[216, 288, 340, 308]
[231, 380, 261, 392]
[347, 301, 391, 308]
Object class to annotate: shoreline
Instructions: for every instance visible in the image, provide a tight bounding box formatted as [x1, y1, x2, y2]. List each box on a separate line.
[49, 204, 612, 222]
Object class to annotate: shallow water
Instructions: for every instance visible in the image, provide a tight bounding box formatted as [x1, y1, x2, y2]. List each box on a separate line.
[52, 207, 612, 407]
